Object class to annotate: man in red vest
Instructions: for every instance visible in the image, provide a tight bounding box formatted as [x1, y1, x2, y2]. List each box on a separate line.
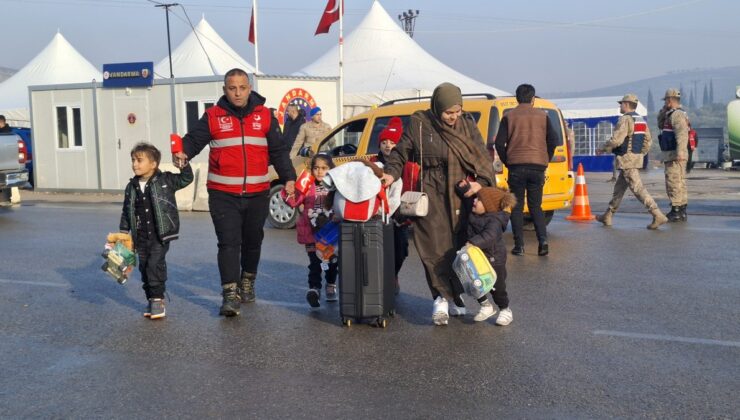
[176, 68, 296, 317]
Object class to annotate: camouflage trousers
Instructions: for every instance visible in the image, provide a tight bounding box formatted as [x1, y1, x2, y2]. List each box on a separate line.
[664, 160, 688, 206]
[608, 168, 658, 212]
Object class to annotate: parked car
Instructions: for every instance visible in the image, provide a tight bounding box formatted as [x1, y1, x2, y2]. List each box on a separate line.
[0, 132, 30, 205]
[266, 94, 575, 229]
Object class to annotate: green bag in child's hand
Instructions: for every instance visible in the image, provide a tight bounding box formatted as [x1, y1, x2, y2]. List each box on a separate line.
[101, 241, 136, 285]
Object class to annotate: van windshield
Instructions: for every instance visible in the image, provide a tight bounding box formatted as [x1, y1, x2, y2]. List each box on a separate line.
[318, 119, 367, 157]
[367, 112, 481, 156]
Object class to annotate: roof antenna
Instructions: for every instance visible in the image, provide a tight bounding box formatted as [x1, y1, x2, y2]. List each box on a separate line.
[380, 58, 396, 102]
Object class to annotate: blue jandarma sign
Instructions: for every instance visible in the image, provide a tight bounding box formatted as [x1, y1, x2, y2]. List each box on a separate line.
[102, 62, 154, 88]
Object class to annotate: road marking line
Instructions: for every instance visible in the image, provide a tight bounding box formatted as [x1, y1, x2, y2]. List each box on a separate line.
[23, 204, 118, 211]
[0, 278, 68, 288]
[594, 330, 740, 348]
[189, 295, 312, 310]
[684, 227, 740, 233]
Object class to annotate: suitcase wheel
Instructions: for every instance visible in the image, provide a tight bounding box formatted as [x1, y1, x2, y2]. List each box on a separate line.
[342, 318, 352, 327]
[388, 309, 395, 317]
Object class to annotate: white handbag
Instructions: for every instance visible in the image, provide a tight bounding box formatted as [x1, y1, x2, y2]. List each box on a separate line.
[399, 122, 429, 217]
[399, 191, 428, 217]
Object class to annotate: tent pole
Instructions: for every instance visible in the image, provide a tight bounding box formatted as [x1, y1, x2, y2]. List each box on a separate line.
[338, 0, 343, 122]
[253, 0, 259, 73]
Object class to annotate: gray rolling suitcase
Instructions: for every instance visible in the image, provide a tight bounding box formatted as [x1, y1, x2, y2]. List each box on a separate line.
[339, 219, 395, 327]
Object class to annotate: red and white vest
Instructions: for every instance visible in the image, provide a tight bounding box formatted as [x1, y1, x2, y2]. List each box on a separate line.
[205, 104, 272, 194]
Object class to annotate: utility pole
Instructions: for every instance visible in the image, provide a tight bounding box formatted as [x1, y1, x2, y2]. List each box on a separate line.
[153, 2, 179, 78]
[151, 1, 179, 133]
[397, 9, 420, 38]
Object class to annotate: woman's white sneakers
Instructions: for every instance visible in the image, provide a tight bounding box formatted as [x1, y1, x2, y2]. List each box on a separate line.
[432, 296, 449, 326]
[434, 297, 513, 326]
[495, 307, 513, 326]
[473, 301, 496, 322]
[449, 302, 466, 317]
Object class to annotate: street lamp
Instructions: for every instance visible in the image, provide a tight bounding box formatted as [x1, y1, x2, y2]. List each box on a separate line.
[397, 9, 420, 38]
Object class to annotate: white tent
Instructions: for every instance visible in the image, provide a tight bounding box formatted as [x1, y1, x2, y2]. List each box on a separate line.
[0, 32, 101, 127]
[155, 18, 256, 78]
[296, 1, 509, 116]
[553, 96, 648, 120]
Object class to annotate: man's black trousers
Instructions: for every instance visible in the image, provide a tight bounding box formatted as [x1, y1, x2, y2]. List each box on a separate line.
[208, 189, 270, 285]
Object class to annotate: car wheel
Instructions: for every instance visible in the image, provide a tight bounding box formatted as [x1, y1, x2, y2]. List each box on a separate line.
[267, 185, 297, 229]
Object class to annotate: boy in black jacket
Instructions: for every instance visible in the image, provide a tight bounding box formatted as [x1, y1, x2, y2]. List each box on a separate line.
[466, 187, 516, 325]
[120, 143, 193, 319]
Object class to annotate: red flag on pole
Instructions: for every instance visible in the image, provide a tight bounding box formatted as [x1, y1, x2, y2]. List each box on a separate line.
[315, 0, 343, 35]
[248, 7, 255, 44]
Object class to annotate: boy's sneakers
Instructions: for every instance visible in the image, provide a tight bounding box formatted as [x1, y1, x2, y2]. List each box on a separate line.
[219, 283, 241, 317]
[239, 272, 256, 303]
[306, 288, 321, 308]
[143, 301, 152, 318]
[449, 296, 466, 317]
[496, 307, 513, 326]
[149, 298, 166, 320]
[325, 284, 338, 302]
[473, 301, 497, 322]
[432, 296, 449, 326]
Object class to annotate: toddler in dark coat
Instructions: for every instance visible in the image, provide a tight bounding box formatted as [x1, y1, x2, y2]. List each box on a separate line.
[467, 187, 516, 325]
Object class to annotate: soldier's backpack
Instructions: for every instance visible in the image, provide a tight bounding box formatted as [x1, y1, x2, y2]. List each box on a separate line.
[688, 124, 698, 151]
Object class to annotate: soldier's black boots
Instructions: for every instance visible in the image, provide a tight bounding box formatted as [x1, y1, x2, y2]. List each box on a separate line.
[667, 206, 682, 222]
[219, 283, 241, 317]
[667, 205, 688, 223]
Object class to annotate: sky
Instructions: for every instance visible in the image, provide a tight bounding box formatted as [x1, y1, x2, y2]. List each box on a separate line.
[2, 0, 738, 94]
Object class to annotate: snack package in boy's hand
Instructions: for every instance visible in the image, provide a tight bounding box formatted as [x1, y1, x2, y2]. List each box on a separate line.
[101, 233, 137, 285]
[453, 244, 496, 299]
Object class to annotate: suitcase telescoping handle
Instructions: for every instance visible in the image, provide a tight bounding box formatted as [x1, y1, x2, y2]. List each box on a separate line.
[362, 231, 370, 286]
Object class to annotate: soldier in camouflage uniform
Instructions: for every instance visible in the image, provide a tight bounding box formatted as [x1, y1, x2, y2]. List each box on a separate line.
[596, 94, 668, 229]
[657, 88, 690, 222]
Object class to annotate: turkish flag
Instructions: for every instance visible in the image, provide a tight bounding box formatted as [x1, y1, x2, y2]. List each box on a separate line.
[170, 134, 183, 154]
[248, 7, 255, 44]
[315, 0, 343, 35]
[295, 169, 315, 195]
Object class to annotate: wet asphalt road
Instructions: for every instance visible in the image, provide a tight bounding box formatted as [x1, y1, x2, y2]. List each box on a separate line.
[1, 172, 739, 418]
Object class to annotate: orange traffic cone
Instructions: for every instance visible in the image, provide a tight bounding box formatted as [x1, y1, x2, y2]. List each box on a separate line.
[566, 163, 596, 222]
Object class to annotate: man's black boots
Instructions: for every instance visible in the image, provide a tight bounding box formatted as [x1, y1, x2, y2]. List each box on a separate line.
[219, 283, 241, 317]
